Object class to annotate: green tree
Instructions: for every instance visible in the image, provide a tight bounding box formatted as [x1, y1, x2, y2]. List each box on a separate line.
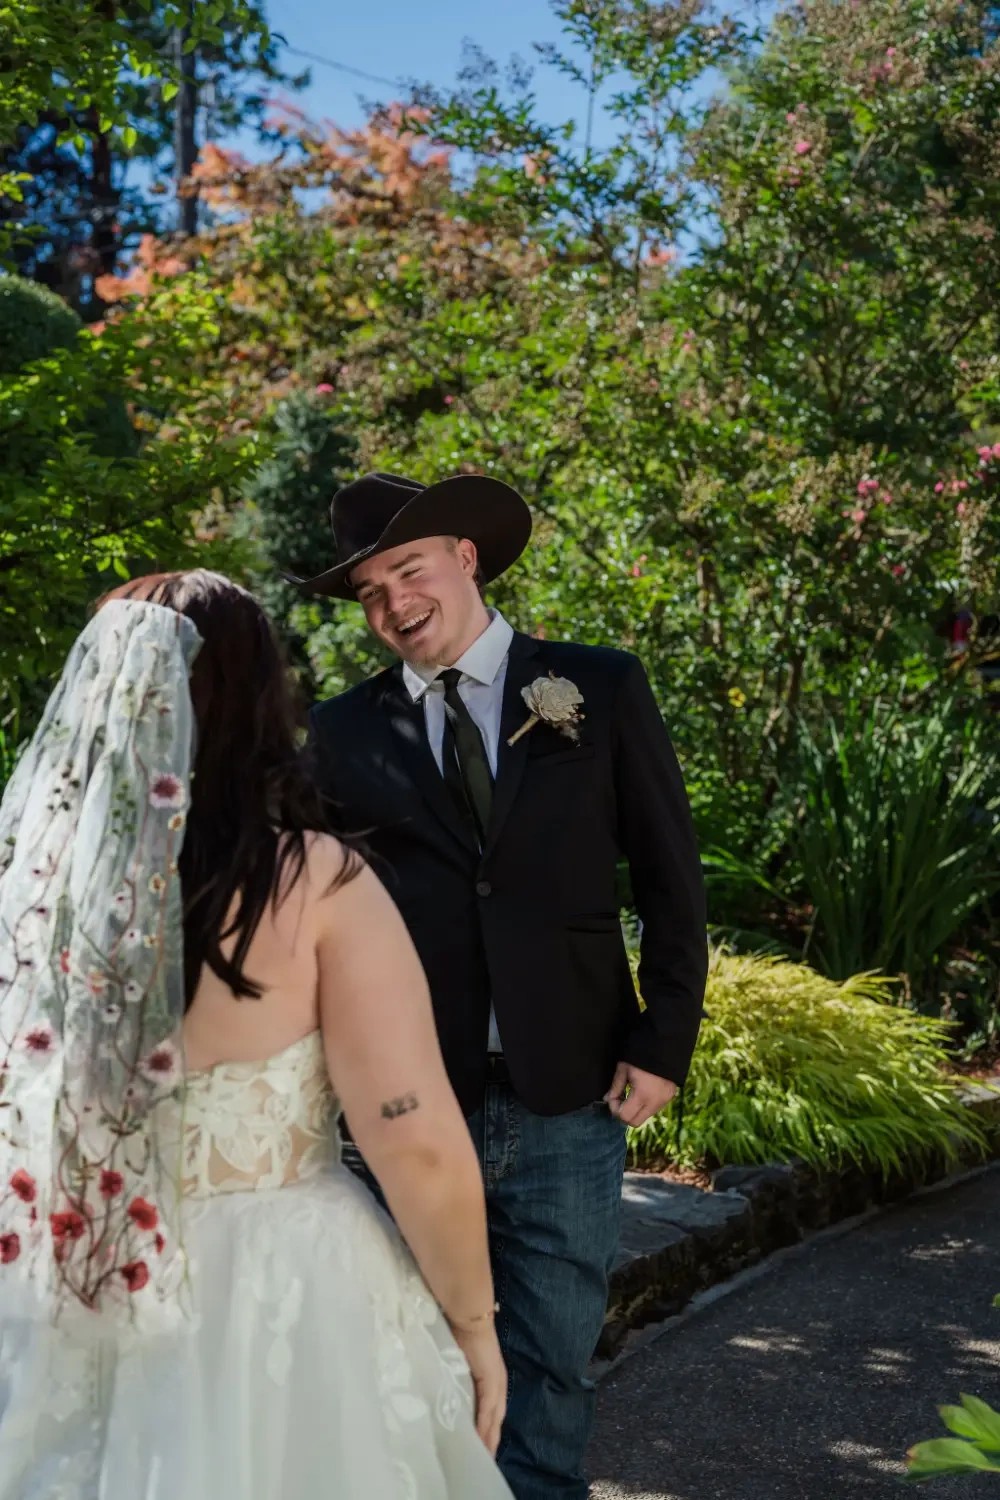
[0, 278, 260, 734]
[234, 390, 361, 693]
[0, 0, 295, 315]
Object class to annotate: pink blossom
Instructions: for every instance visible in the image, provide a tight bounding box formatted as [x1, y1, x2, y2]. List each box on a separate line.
[992, 443, 1000, 458]
[891, 563, 906, 577]
[786, 112, 798, 124]
[934, 482, 945, 493]
[314, 383, 334, 395]
[443, 395, 455, 406]
[793, 140, 812, 156]
[140, 1041, 181, 1090]
[22, 1024, 55, 1057]
[850, 508, 866, 524]
[977, 445, 992, 460]
[644, 245, 676, 267]
[148, 773, 185, 811]
[957, 501, 967, 517]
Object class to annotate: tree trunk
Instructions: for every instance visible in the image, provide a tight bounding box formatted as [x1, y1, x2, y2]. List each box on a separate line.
[173, 19, 199, 235]
[84, 0, 120, 317]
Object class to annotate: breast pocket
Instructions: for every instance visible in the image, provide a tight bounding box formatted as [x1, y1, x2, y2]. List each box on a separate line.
[529, 746, 598, 769]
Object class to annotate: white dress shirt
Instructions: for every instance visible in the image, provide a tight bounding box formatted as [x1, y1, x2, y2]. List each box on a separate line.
[401, 609, 514, 776]
[401, 609, 514, 1052]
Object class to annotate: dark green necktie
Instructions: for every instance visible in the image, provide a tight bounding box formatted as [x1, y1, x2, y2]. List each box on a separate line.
[439, 668, 494, 845]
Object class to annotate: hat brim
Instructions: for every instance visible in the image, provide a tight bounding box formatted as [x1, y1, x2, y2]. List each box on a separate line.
[284, 474, 533, 601]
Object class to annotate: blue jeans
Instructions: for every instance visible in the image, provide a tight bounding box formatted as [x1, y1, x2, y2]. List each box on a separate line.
[470, 1086, 627, 1500]
[342, 1089, 625, 1498]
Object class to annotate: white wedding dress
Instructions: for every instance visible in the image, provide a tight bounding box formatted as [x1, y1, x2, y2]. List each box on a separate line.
[0, 1031, 513, 1499]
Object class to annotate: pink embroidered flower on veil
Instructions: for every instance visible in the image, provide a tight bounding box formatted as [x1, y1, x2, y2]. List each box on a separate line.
[148, 773, 186, 810]
[22, 1024, 55, 1057]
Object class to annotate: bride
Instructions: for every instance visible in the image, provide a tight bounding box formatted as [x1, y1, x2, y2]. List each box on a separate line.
[0, 569, 513, 1499]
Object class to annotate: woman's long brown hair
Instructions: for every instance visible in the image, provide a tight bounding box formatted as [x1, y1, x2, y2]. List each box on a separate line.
[100, 570, 358, 1005]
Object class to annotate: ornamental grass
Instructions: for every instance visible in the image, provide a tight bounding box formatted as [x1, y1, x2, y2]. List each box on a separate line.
[629, 950, 989, 1174]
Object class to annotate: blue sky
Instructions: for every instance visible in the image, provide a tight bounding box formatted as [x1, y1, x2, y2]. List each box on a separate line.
[262, 0, 612, 144]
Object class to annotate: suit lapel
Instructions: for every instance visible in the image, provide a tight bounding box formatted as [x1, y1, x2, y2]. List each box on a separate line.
[379, 668, 478, 855]
[484, 632, 541, 858]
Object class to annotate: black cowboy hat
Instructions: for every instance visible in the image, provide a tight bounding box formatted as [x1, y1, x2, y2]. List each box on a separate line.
[284, 471, 533, 601]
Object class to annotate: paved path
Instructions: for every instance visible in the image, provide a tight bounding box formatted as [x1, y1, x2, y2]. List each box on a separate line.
[589, 1167, 1000, 1499]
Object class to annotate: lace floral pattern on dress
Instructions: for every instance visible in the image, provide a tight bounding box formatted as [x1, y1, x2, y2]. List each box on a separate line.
[156, 1031, 338, 1199]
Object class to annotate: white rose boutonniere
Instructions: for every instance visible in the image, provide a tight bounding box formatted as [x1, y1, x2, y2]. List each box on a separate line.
[507, 672, 585, 747]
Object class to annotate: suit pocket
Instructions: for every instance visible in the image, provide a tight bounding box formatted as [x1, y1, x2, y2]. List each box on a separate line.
[529, 746, 597, 768]
[565, 914, 622, 934]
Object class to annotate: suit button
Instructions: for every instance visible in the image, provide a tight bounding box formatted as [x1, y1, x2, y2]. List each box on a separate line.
[476, 880, 492, 898]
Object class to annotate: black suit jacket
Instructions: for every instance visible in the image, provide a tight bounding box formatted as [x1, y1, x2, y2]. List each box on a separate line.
[308, 632, 707, 1117]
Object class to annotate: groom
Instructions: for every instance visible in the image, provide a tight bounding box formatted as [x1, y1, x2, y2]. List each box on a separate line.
[296, 472, 707, 1499]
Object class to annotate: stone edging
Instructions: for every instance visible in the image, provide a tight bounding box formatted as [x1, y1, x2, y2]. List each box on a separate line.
[597, 1083, 1000, 1363]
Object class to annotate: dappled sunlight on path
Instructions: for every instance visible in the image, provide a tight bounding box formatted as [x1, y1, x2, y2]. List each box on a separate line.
[589, 1168, 1000, 1499]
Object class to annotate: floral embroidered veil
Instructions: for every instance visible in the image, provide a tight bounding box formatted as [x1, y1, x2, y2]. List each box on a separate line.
[0, 600, 201, 1331]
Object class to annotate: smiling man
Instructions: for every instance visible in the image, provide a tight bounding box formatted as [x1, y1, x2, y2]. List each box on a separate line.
[294, 471, 707, 1500]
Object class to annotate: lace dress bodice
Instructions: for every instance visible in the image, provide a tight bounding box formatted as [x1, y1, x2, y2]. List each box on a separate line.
[164, 1031, 340, 1200]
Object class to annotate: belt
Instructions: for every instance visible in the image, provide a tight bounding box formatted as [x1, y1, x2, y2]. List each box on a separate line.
[485, 1053, 512, 1086]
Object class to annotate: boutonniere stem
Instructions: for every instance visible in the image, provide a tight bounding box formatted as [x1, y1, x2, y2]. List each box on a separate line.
[507, 672, 584, 747]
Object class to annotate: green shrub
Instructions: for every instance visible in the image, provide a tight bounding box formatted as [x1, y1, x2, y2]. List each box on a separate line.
[0, 274, 135, 457]
[233, 391, 357, 695]
[630, 950, 988, 1174]
[0, 276, 81, 372]
[786, 701, 1000, 997]
[706, 698, 1000, 1011]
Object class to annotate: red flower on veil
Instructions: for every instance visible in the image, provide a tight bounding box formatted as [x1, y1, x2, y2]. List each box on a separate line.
[127, 1198, 159, 1232]
[120, 1260, 150, 1292]
[10, 1170, 36, 1203]
[50, 1210, 86, 1243]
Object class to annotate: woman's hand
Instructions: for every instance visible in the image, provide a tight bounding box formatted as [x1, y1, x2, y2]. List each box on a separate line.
[449, 1321, 508, 1457]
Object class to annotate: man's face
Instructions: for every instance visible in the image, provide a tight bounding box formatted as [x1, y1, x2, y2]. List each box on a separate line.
[350, 535, 484, 666]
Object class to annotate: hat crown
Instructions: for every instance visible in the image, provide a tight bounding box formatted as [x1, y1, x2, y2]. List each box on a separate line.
[331, 472, 427, 562]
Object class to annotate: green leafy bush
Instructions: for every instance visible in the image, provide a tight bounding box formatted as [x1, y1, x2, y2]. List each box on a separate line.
[786, 702, 1000, 992]
[233, 391, 357, 694]
[0, 274, 135, 457]
[706, 698, 1000, 1016]
[0, 276, 80, 371]
[630, 950, 988, 1173]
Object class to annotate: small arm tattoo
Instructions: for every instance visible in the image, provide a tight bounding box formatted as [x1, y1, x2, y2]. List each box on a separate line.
[380, 1093, 420, 1120]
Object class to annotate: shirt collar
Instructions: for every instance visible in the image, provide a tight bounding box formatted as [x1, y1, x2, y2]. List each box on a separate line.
[401, 610, 514, 703]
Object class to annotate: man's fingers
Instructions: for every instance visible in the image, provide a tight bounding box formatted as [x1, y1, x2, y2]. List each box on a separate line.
[617, 1092, 650, 1128]
[618, 1086, 679, 1128]
[603, 1062, 630, 1114]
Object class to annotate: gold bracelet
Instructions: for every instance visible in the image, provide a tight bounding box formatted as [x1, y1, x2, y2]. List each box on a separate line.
[448, 1301, 500, 1330]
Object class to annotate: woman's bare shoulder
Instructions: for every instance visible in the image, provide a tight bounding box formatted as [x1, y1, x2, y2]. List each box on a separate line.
[301, 831, 368, 905]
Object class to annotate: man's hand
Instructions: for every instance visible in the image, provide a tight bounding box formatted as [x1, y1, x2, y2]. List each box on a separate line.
[604, 1062, 678, 1128]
